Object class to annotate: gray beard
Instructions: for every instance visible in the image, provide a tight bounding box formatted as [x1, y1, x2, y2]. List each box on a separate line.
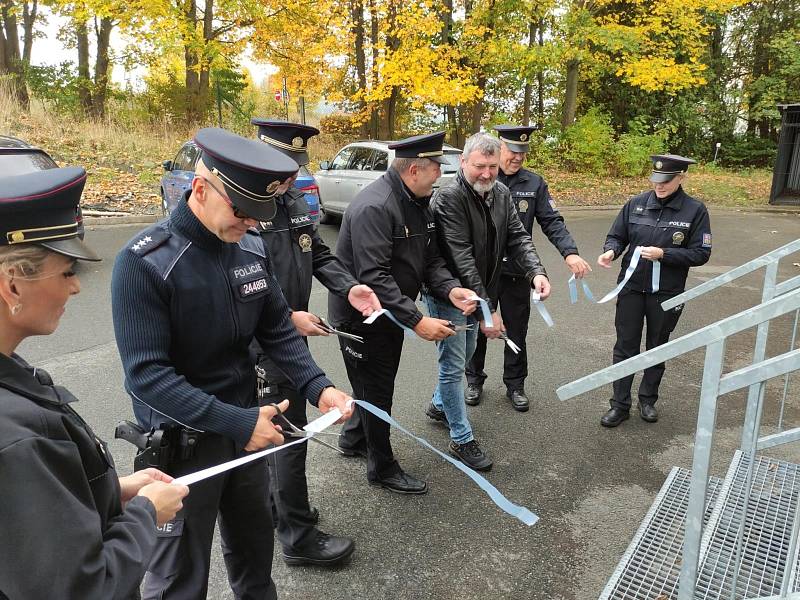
[471, 180, 495, 194]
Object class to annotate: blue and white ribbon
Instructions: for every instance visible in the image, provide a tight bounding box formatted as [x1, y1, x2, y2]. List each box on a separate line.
[568, 275, 596, 304]
[531, 291, 554, 327]
[363, 308, 417, 337]
[350, 399, 538, 526]
[597, 246, 661, 304]
[465, 294, 494, 326]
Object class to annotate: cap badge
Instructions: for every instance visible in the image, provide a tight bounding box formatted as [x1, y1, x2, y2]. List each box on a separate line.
[266, 181, 281, 195]
[655, 160, 663, 169]
[10, 231, 25, 243]
[672, 231, 685, 245]
[519, 133, 528, 142]
[292, 137, 304, 148]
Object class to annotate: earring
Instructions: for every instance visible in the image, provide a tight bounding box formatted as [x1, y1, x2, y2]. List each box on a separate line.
[10, 304, 22, 316]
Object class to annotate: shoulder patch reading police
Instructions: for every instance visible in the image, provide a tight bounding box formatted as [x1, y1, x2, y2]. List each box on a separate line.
[702, 233, 712, 248]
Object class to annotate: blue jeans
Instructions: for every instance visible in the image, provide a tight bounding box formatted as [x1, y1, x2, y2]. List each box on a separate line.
[422, 293, 476, 445]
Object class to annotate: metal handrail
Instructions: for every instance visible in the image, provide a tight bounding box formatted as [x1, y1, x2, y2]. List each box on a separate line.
[557, 287, 800, 599]
[661, 238, 800, 311]
[556, 287, 800, 401]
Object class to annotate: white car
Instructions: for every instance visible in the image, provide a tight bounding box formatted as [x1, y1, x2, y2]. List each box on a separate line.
[314, 140, 462, 224]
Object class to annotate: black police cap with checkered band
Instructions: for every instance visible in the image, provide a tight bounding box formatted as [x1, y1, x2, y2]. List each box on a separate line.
[0, 167, 99, 261]
[194, 127, 299, 221]
[251, 119, 320, 167]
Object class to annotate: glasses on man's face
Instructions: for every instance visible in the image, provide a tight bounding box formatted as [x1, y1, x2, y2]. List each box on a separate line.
[198, 176, 254, 220]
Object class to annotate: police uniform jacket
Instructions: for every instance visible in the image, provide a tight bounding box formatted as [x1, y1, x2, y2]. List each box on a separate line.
[0, 353, 157, 599]
[254, 188, 357, 381]
[328, 166, 459, 330]
[499, 167, 578, 277]
[603, 187, 712, 294]
[431, 171, 547, 310]
[111, 200, 334, 449]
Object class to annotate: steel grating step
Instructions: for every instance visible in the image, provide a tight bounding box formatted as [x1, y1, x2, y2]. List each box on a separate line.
[599, 467, 723, 600]
[695, 450, 800, 599]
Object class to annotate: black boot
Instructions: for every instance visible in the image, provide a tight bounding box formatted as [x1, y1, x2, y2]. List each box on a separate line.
[601, 407, 630, 428]
[639, 403, 658, 423]
[506, 389, 529, 412]
[282, 530, 355, 567]
[465, 383, 483, 406]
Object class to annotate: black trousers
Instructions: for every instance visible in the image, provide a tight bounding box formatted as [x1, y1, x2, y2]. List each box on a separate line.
[141, 434, 277, 600]
[261, 380, 318, 551]
[466, 274, 531, 393]
[337, 326, 404, 482]
[611, 288, 683, 411]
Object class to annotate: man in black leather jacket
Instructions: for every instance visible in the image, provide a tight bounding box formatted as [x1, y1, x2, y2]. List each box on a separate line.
[423, 132, 550, 471]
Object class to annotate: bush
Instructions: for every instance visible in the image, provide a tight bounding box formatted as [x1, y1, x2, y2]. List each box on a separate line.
[319, 112, 360, 136]
[719, 135, 777, 168]
[613, 120, 667, 177]
[559, 108, 616, 175]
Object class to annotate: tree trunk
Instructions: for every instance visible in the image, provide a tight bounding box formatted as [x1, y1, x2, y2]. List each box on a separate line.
[182, 0, 202, 121]
[368, 0, 379, 138]
[521, 19, 535, 126]
[536, 19, 544, 128]
[21, 0, 36, 65]
[0, 0, 29, 108]
[91, 16, 113, 118]
[75, 18, 92, 115]
[561, 59, 579, 129]
[351, 0, 368, 136]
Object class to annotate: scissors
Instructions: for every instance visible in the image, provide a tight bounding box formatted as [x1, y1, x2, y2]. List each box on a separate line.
[446, 321, 475, 332]
[268, 402, 345, 454]
[316, 315, 365, 344]
[498, 331, 521, 354]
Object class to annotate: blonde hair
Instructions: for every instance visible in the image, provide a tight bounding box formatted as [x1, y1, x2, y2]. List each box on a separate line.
[0, 245, 54, 280]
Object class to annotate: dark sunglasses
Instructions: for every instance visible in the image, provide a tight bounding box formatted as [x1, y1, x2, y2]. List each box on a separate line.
[198, 176, 254, 220]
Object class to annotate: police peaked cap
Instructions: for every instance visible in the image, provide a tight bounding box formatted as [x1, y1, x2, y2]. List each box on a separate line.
[251, 119, 320, 166]
[389, 132, 448, 164]
[649, 154, 697, 183]
[194, 127, 299, 221]
[494, 124, 538, 152]
[0, 167, 99, 261]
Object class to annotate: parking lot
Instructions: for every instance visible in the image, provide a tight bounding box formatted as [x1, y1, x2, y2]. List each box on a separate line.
[20, 207, 800, 599]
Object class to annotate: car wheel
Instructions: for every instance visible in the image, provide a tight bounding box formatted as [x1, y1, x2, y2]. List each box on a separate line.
[160, 189, 169, 216]
[318, 200, 339, 225]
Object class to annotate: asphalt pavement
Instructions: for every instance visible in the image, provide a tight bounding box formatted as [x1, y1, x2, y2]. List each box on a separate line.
[19, 207, 800, 600]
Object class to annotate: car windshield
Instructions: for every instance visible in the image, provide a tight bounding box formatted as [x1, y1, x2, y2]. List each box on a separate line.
[441, 152, 461, 173]
[0, 152, 58, 174]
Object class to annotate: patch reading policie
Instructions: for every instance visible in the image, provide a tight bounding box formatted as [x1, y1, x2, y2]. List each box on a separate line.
[229, 261, 270, 301]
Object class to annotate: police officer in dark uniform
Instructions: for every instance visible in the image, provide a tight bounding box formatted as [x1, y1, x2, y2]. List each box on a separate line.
[330, 132, 477, 495]
[466, 125, 591, 411]
[251, 119, 381, 567]
[111, 128, 354, 599]
[0, 167, 188, 599]
[598, 154, 712, 427]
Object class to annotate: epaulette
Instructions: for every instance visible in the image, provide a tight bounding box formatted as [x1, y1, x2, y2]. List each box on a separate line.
[128, 224, 171, 256]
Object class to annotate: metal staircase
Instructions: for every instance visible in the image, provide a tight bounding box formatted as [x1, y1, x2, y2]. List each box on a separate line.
[559, 240, 800, 600]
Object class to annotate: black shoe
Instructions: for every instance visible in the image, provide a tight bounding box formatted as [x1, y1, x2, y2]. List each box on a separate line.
[425, 402, 448, 425]
[465, 384, 483, 406]
[282, 530, 355, 567]
[601, 407, 630, 428]
[639, 403, 658, 423]
[506, 390, 529, 412]
[339, 444, 367, 458]
[369, 471, 428, 495]
[448, 439, 493, 471]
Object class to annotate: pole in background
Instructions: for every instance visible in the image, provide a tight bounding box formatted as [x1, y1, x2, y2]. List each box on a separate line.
[216, 80, 223, 128]
[713, 141, 722, 162]
[282, 77, 290, 120]
[299, 97, 306, 125]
